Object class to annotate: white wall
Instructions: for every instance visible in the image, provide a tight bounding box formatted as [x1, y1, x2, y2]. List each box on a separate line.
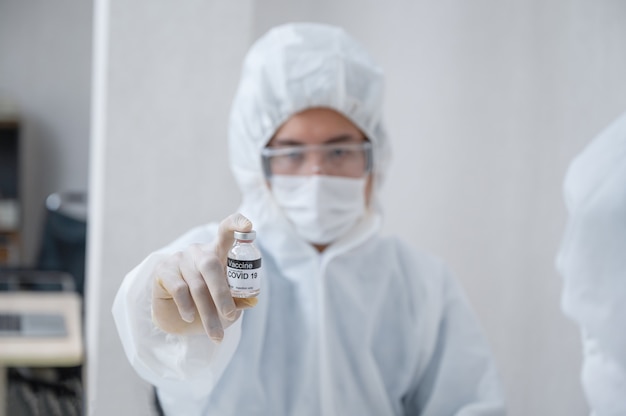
[87, 1, 255, 413]
[0, 0, 92, 264]
[87, 1, 626, 415]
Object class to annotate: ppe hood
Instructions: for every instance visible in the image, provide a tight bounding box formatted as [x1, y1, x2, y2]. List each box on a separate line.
[228, 23, 391, 211]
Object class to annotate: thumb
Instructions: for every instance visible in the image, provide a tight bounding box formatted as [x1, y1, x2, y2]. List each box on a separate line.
[214, 212, 253, 262]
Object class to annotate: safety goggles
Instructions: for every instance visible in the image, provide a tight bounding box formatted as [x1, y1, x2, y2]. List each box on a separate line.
[261, 141, 373, 178]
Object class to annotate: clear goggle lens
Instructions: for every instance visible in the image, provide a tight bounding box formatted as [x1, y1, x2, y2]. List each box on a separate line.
[261, 141, 373, 178]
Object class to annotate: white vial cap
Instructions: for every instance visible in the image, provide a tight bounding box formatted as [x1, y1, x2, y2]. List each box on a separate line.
[234, 230, 256, 240]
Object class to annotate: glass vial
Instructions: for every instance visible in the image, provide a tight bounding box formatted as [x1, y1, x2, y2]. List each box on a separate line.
[227, 230, 262, 298]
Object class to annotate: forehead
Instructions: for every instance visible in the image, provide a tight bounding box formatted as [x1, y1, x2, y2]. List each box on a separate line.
[269, 107, 365, 146]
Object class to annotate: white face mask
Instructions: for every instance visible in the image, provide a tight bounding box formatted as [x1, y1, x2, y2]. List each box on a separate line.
[270, 175, 367, 245]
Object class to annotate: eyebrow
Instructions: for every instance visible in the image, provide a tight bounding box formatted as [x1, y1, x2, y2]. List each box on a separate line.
[270, 134, 366, 147]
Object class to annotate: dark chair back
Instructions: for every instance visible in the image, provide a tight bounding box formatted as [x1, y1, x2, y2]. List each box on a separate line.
[35, 191, 87, 296]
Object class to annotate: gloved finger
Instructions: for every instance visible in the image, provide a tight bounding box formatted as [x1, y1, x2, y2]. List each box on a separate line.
[191, 244, 238, 324]
[214, 213, 253, 262]
[180, 249, 225, 342]
[153, 252, 196, 323]
[152, 287, 202, 334]
[190, 244, 239, 320]
[219, 309, 242, 326]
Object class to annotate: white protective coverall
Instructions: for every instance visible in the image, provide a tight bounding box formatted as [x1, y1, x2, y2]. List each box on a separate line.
[113, 22, 505, 416]
[557, 111, 626, 416]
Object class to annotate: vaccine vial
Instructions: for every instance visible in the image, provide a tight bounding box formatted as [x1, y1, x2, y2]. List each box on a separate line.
[227, 230, 262, 298]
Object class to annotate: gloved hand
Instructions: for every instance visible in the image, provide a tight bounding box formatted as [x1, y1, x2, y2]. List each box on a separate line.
[151, 213, 258, 343]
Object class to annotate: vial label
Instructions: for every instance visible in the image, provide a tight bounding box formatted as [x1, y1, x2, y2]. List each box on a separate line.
[227, 258, 262, 293]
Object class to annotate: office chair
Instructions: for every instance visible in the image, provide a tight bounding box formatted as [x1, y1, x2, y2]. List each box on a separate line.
[35, 191, 87, 296]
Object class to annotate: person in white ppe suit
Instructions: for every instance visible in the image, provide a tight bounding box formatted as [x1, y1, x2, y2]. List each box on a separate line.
[557, 111, 626, 416]
[113, 22, 505, 416]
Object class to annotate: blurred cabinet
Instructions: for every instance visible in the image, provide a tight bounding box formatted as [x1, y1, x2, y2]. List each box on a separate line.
[0, 120, 20, 265]
[0, 231, 20, 265]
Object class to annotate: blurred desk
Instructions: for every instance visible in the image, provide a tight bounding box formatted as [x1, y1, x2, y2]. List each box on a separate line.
[0, 291, 83, 416]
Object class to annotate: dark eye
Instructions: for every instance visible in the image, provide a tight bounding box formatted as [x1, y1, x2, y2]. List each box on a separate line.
[328, 148, 348, 160]
[285, 150, 304, 162]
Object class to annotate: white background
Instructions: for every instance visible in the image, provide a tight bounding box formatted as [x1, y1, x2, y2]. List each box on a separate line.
[3, 1, 626, 415]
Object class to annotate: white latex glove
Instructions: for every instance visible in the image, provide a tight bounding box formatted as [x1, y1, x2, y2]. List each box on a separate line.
[151, 213, 258, 342]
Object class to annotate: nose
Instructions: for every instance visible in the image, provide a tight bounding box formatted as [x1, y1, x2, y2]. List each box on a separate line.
[303, 151, 325, 175]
